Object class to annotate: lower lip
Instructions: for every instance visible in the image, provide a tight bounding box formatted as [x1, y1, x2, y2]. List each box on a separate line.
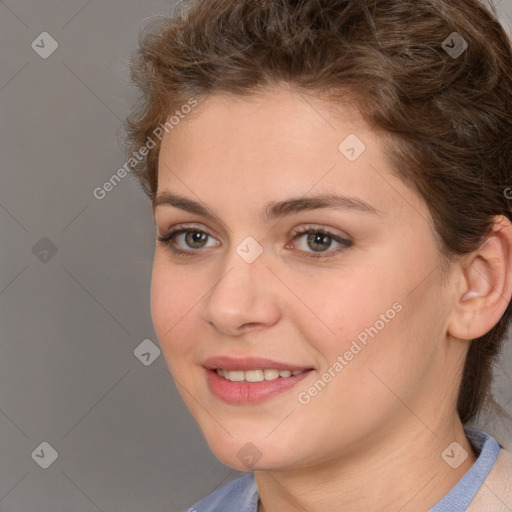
[206, 369, 314, 404]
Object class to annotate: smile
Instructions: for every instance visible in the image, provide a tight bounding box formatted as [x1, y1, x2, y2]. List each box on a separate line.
[206, 368, 314, 404]
[215, 368, 306, 382]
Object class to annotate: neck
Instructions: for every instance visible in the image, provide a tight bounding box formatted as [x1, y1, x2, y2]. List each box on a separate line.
[256, 416, 477, 512]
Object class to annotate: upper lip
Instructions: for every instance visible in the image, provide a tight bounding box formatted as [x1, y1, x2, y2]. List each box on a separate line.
[203, 356, 314, 372]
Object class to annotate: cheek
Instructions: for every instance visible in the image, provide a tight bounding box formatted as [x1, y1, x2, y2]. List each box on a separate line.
[325, 286, 445, 423]
[297, 257, 440, 393]
[150, 256, 202, 355]
[295, 265, 400, 349]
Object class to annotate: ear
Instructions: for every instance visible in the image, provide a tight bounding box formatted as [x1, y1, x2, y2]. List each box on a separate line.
[447, 215, 512, 341]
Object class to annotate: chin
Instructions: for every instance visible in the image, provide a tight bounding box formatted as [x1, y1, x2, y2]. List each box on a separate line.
[206, 436, 300, 473]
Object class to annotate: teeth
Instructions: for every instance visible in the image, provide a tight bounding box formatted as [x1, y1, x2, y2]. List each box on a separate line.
[216, 368, 306, 382]
[264, 369, 280, 380]
[245, 370, 264, 382]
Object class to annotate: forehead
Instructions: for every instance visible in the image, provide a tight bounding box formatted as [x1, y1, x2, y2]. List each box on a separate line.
[159, 88, 364, 183]
[155, 87, 426, 226]
[160, 86, 364, 156]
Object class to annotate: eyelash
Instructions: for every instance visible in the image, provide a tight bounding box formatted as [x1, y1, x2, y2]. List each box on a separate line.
[157, 224, 352, 260]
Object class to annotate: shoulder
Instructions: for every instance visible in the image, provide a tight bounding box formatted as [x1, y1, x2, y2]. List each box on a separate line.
[185, 473, 259, 512]
[467, 446, 512, 511]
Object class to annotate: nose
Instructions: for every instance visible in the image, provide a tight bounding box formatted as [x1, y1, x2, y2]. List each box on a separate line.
[202, 242, 281, 336]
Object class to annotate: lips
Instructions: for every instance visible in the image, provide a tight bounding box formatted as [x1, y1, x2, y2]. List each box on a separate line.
[205, 367, 314, 403]
[203, 355, 315, 403]
[203, 355, 314, 372]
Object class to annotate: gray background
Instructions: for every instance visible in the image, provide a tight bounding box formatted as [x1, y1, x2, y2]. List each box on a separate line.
[0, 1, 511, 511]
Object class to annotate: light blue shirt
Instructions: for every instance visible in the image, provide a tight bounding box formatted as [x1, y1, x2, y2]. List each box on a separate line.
[186, 426, 501, 512]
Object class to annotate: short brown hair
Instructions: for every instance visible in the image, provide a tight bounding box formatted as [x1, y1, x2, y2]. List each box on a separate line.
[125, 0, 512, 425]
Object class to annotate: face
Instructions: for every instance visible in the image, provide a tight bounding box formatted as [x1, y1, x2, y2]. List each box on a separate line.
[151, 85, 459, 472]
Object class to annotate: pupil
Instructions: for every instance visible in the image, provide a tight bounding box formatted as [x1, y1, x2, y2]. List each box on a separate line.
[309, 233, 330, 252]
[188, 231, 206, 247]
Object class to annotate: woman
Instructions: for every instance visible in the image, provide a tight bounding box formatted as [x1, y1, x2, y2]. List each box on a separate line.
[125, 0, 512, 510]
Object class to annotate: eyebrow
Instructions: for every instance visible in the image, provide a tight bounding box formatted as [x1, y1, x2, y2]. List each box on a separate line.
[153, 191, 382, 222]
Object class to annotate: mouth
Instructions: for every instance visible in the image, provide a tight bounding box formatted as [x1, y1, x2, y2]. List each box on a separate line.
[205, 366, 315, 404]
[202, 355, 315, 403]
[214, 367, 310, 382]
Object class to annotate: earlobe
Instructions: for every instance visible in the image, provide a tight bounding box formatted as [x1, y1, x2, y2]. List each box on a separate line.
[447, 215, 512, 341]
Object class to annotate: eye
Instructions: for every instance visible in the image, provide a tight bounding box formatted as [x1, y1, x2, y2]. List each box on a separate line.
[157, 224, 352, 259]
[288, 226, 352, 259]
[157, 225, 219, 257]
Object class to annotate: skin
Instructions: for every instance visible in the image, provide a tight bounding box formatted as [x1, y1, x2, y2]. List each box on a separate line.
[151, 84, 512, 512]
